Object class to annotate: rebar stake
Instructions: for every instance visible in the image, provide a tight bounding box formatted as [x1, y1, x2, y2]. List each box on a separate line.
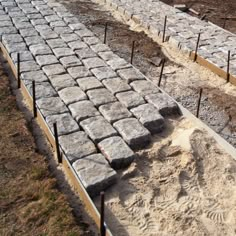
[158, 59, 166, 87]
[53, 122, 62, 164]
[196, 88, 203, 118]
[194, 33, 201, 62]
[100, 191, 106, 236]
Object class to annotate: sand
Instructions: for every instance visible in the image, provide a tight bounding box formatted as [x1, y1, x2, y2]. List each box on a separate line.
[94, 117, 236, 235]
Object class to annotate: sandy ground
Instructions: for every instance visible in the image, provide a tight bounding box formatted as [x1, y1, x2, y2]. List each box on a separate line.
[94, 117, 236, 236]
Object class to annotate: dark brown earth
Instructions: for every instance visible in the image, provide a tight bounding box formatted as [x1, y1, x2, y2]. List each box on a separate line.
[161, 0, 236, 33]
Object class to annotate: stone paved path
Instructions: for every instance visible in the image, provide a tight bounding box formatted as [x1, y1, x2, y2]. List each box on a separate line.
[0, 0, 180, 197]
[94, 0, 236, 79]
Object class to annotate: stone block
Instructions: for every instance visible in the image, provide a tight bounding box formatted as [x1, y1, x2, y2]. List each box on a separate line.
[91, 66, 117, 81]
[80, 116, 118, 143]
[5, 42, 27, 54]
[145, 93, 180, 116]
[83, 36, 101, 45]
[69, 100, 100, 122]
[72, 154, 117, 197]
[103, 77, 131, 95]
[58, 86, 87, 105]
[98, 51, 120, 61]
[131, 104, 165, 133]
[40, 30, 59, 40]
[117, 68, 145, 83]
[87, 88, 117, 107]
[116, 90, 146, 109]
[20, 61, 40, 73]
[98, 136, 135, 169]
[2, 34, 23, 44]
[37, 96, 68, 117]
[76, 76, 103, 91]
[60, 33, 80, 43]
[68, 66, 92, 79]
[59, 55, 82, 68]
[130, 80, 160, 96]
[46, 38, 67, 49]
[21, 70, 48, 84]
[11, 51, 34, 63]
[90, 43, 110, 53]
[46, 113, 80, 136]
[36, 55, 59, 67]
[53, 47, 75, 59]
[25, 35, 45, 46]
[68, 40, 87, 50]
[113, 118, 151, 149]
[59, 131, 97, 163]
[43, 64, 66, 77]
[30, 44, 52, 56]
[75, 28, 94, 38]
[107, 58, 131, 71]
[75, 48, 97, 59]
[20, 28, 39, 37]
[99, 102, 132, 124]
[82, 57, 107, 69]
[50, 74, 76, 91]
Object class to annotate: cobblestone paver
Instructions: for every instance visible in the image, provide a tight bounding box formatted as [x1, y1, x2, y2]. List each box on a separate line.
[0, 0, 180, 196]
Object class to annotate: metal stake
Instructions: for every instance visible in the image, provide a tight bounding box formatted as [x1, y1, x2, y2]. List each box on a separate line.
[158, 59, 166, 87]
[130, 40, 135, 64]
[104, 23, 108, 44]
[162, 16, 167, 43]
[196, 88, 203, 118]
[194, 33, 201, 62]
[17, 53, 21, 89]
[53, 122, 62, 164]
[227, 50, 230, 83]
[100, 191, 106, 236]
[32, 80, 37, 118]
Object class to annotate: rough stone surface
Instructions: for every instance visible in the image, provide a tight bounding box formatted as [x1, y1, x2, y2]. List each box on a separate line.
[30, 44, 52, 56]
[50, 74, 76, 91]
[130, 80, 160, 96]
[69, 100, 100, 122]
[117, 68, 145, 83]
[116, 90, 146, 109]
[59, 131, 97, 163]
[75, 48, 97, 59]
[107, 58, 131, 71]
[113, 118, 151, 149]
[72, 154, 117, 197]
[21, 70, 48, 84]
[68, 66, 92, 79]
[58, 87, 87, 105]
[91, 66, 117, 81]
[99, 102, 132, 124]
[20, 61, 40, 73]
[98, 136, 135, 169]
[83, 57, 107, 69]
[43, 64, 66, 77]
[59, 56, 82, 68]
[46, 113, 80, 136]
[103, 77, 131, 95]
[87, 88, 117, 107]
[76, 76, 104, 91]
[131, 104, 165, 133]
[53, 47, 75, 59]
[145, 93, 180, 116]
[37, 96, 68, 117]
[80, 116, 118, 143]
[36, 54, 58, 67]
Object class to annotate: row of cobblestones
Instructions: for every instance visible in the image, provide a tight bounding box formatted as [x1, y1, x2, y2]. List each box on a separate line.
[0, 0, 180, 196]
[94, 0, 236, 79]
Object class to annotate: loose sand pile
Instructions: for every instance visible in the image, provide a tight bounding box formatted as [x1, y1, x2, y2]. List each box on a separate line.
[95, 117, 236, 235]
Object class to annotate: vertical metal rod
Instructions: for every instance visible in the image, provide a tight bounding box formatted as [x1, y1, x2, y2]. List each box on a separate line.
[158, 59, 166, 87]
[100, 191, 106, 236]
[162, 16, 167, 43]
[32, 80, 37, 118]
[53, 122, 62, 164]
[130, 40, 135, 64]
[17, 53, 21, 89]
[104, 22, 108, 44]
[194, 33, 201, 62]
[196, 88, 203, 118]
[227, 50, 231, 83]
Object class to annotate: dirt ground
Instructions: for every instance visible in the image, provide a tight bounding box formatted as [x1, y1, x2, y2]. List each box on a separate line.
[161, 0, 236, 33]
[0, 61, 95, 235]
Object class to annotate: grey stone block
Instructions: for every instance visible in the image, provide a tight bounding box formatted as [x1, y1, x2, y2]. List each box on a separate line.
[145, 93, 180, 116]
[75, 28, 94, 38]
[131, 104, 165, 134]
[117, 68, 145, 83]
[36, 55, 59, 67]
[59, 56, 82, 68]
[50, 20, 67, 28]
[0, 26, 18, 35]
[116, 90, 146, 109]
[53, 47, 75, 59]
[87, 88, 117, 107]
[60, 33, 80, 43]
[40, 30, 59, 40]
[5, 42, 27, 54]
[82, 57, 107, 69]
[14, 21, 32, 30]
[76, 76, 103, 91]
[69, 100, 100, 122]
[103, 77, 131, 95]
[31, 18, 48, 26]
[37, 96, 68, 117]
[68, 40, 87, 50]
[30, 44, 52, 56]
[46, 38, 67, 49]
[69, 23, 86, 31]
[25, 35, 45, 46]
[54, 26, 73, 35]
[91, 67, 117, 81]
[50, 74, 76, 91]
[68, 66, 92, 79]
[20, 61, 40, 73]
[107, 58, 131, 71]
[59, 131, 97, 163]
[43, 64, 66, 77]
[72, 154, 117, 197]
[80, 116, 118, 143]
[130, 80, 160, 96]
[21, 70, 48, 84]
[99, 102, 132, 124]
[75, 48, 97, 59]
[58, 87, 87, 105]
[113, 118, 151, 149]
[90, 43, 110, 53]
[98, 51, 120, 61]
[45, 15, 61, 22]
[20, 28, 39, 37]
[11, 51, 34, 63]
[46, 113, 80, 136]
[83, 36, 101, 45]
[98, 136, 135, 169]
[2, 34, 23, 44]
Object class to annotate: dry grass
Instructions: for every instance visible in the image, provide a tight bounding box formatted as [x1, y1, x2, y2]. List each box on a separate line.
[0, 65, 91, 236]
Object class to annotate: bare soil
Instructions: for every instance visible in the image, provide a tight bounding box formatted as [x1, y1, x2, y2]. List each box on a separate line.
[161, 0, 236, 33]
[0, 62, 94, 235]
